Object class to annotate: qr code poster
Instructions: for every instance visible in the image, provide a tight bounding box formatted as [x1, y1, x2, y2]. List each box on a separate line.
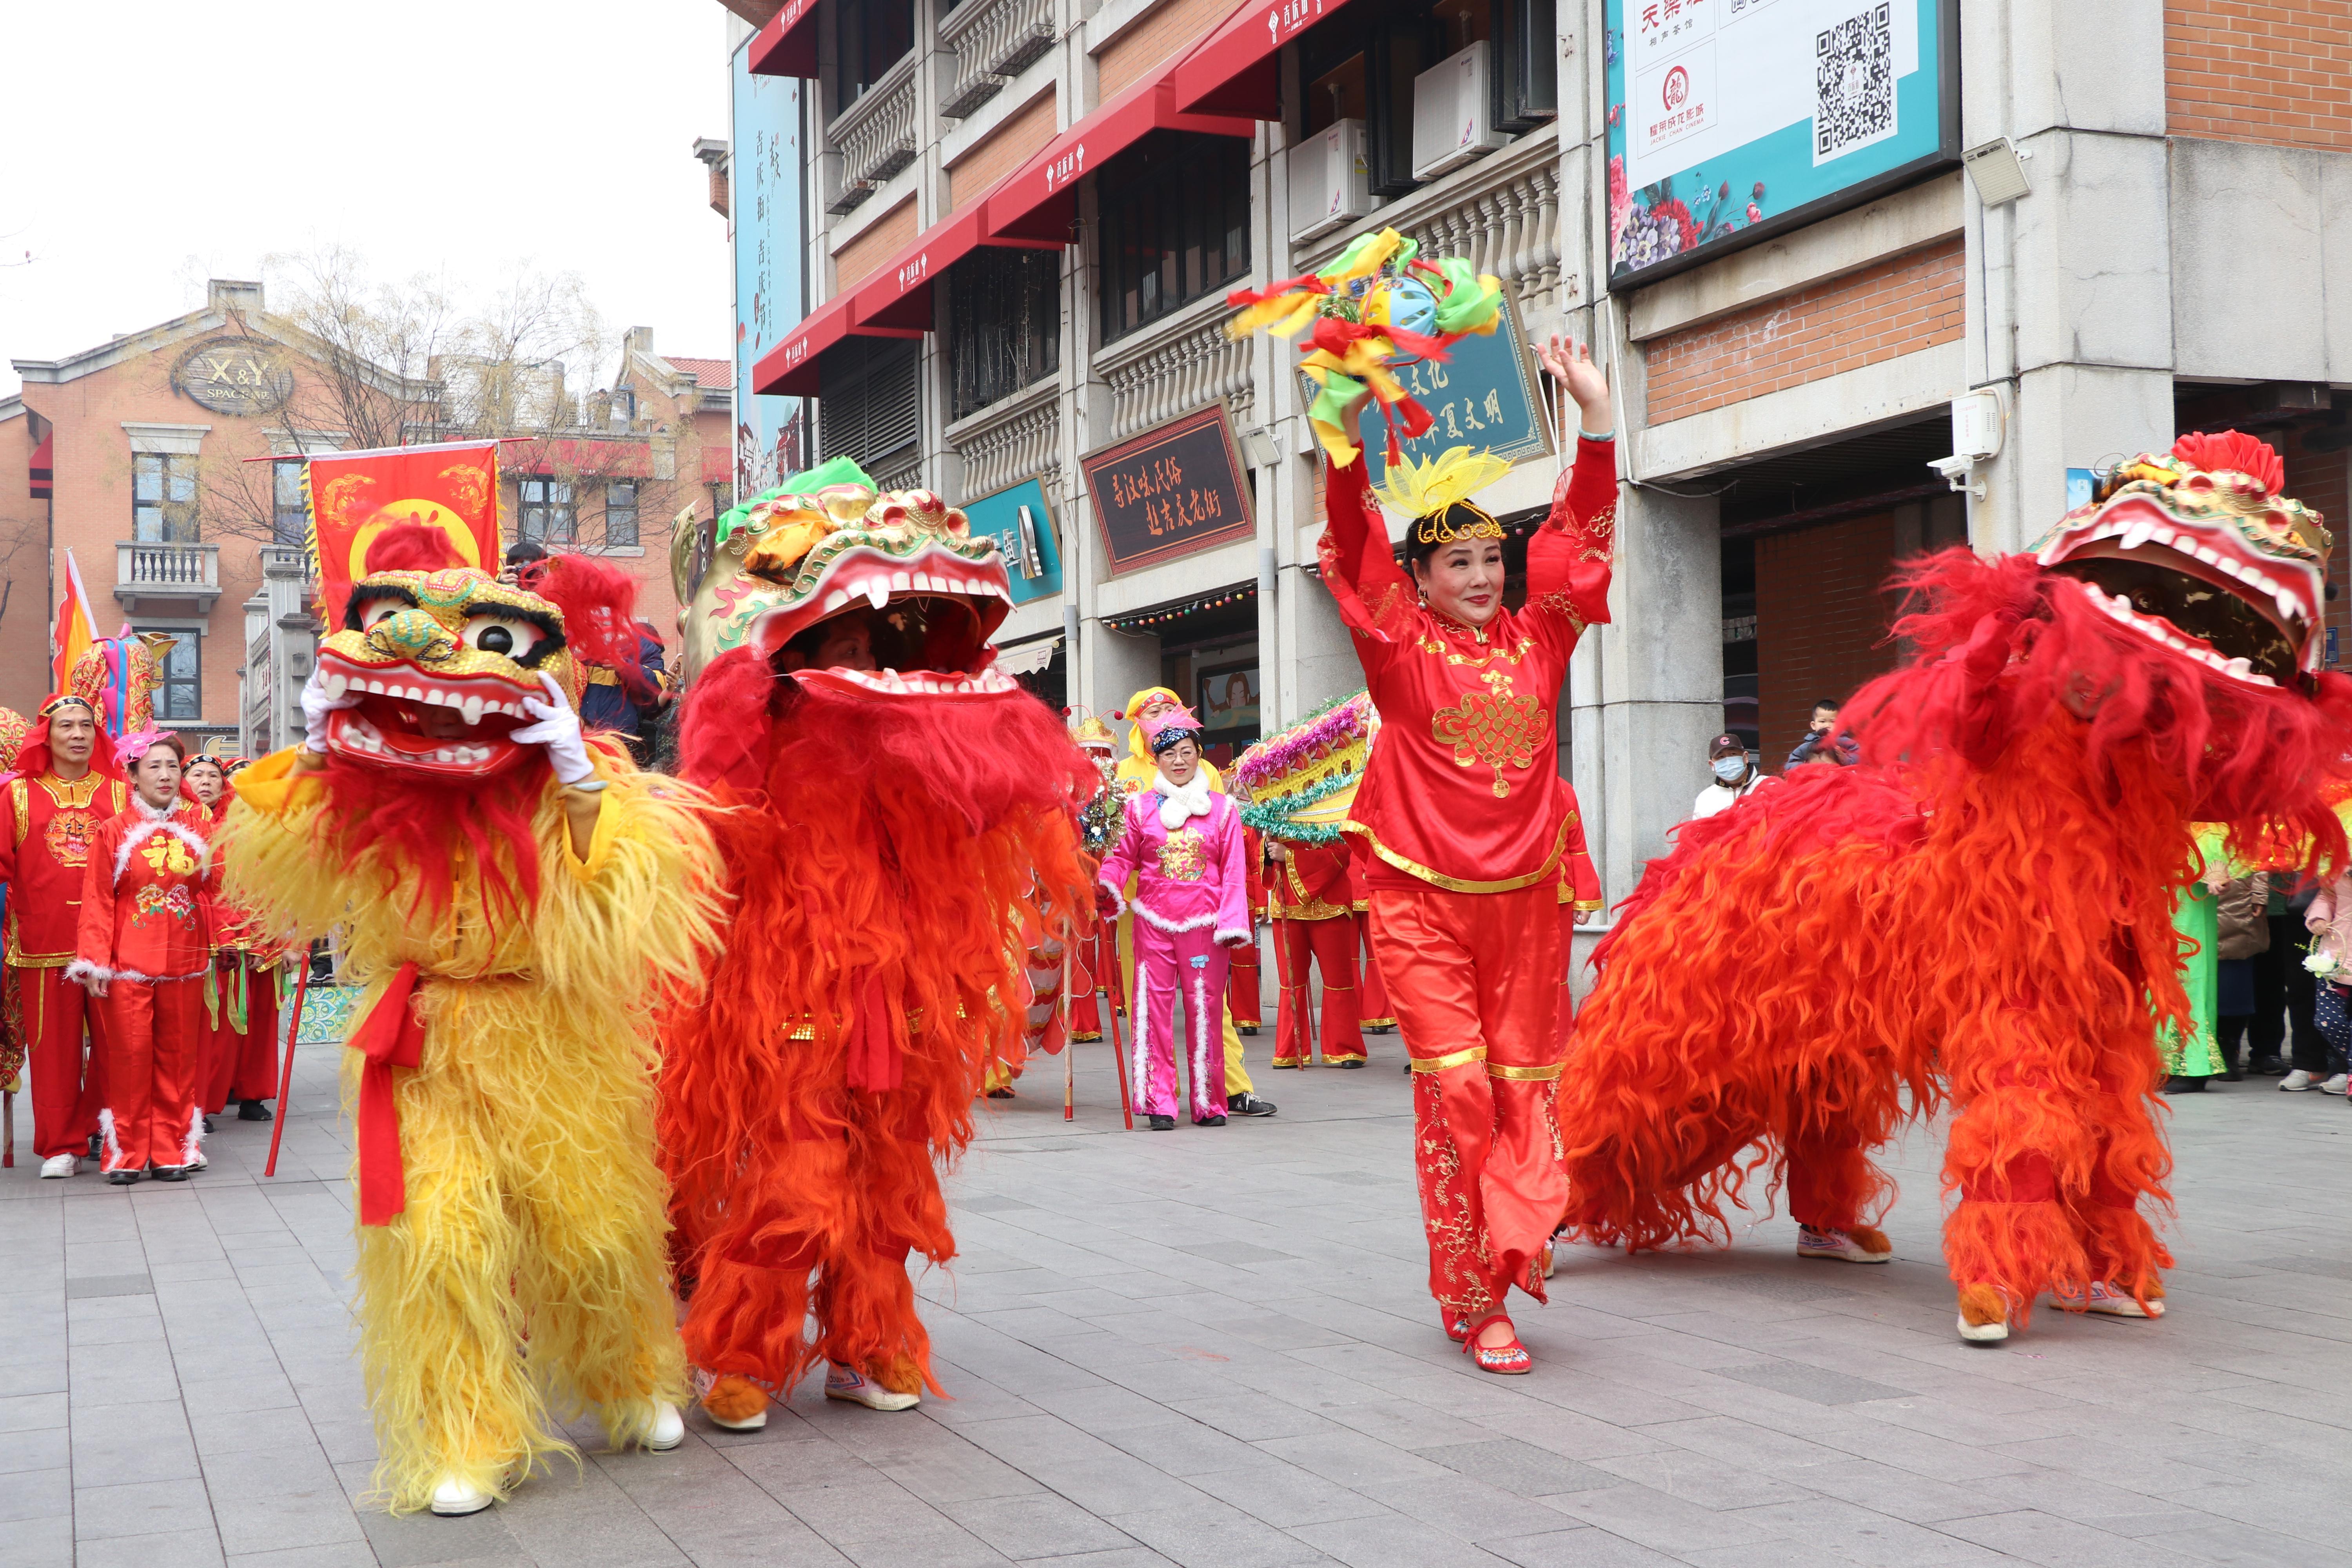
[1604, 0, 1948, 283]
[1814, 4, 1897, 163]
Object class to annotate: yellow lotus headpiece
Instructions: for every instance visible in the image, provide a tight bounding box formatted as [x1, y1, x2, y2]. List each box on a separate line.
[1379, 446, 1512, 545]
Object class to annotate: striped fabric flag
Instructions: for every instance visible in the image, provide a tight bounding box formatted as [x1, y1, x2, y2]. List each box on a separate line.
[50, 548, 98, 694]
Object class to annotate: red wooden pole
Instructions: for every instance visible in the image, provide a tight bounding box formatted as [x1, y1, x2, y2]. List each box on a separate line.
[263, 958, 312, 1179]
[1102, 983, 1135, 1131]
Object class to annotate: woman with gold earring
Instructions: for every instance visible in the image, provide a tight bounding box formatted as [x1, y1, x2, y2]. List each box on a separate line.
[1317, 334, 1617, 1373]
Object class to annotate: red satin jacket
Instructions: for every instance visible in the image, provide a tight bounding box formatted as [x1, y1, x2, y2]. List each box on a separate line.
[71, 801, 217, 984]
[1318, 437, 1618, 893]
[1, 774, 133, 967]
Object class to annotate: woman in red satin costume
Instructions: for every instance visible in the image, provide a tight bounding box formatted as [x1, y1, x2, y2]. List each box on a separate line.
[1318, 337, 1617, 1373]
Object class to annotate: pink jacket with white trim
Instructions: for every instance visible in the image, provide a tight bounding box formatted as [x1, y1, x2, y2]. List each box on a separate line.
[1098, 790, 1252, 944]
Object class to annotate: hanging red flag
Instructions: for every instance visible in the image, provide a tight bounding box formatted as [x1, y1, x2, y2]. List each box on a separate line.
[305, 439, 502, 621]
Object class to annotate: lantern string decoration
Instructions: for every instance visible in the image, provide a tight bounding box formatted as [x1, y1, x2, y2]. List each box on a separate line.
[1100, 583, 1257, 634]
[1224, 227, 1505, 468]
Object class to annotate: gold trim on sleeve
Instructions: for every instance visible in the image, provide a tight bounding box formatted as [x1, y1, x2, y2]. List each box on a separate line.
[1487, 1062, 1564, 1082]
[1410, 1045, 1488, 1073]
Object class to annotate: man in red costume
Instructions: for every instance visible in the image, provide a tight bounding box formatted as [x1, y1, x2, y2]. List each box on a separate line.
[0, 695, 129, 1177]
[70, 731, 214, 1183]
[1266, 836, 1366, 1067]
[1349, 860, 1395, 1033]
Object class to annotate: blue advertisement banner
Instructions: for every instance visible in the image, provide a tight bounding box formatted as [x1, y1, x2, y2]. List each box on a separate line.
[1304, 296, 1551, 487]
[1604, 0, 1957, 288]
[731, 39, 806, 496]
[964, 479, 1064, 605]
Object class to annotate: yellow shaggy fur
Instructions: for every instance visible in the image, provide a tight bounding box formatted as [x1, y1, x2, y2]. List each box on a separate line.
[222, 745, 724, 1513]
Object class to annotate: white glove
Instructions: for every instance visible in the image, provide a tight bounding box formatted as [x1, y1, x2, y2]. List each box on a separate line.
[513, 672, 595, 787]
[301, 664, 361, 754]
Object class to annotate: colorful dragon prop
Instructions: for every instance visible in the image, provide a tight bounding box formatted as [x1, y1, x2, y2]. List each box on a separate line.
[662, 458, 1095, 1427]
[1556, 432, 2352, 1345]
[221, 529, 723, 1513]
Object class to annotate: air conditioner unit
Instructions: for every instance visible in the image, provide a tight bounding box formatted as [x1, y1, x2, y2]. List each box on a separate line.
[1410, 41, 1507, 182]
[1288, 119, 1373, 243]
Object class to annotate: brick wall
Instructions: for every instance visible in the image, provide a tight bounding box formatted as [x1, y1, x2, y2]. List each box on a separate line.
[834, 197, 918, 290]
[947, 88, 1060, 211]
[1098, 0, 1230, 98]
[2166, 0, 2352, 151]
[2283, 426, 2352, 670]
[1753, 511, 1901, 768]
[1643, 237, 1966, 426]
[0, 414, 50, 720]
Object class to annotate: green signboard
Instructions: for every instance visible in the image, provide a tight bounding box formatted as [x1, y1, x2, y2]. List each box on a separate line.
[1304, 296, 1552, 487]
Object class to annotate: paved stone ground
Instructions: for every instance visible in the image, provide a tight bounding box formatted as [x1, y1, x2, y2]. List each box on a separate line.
[2, 1039, 2349, 1568]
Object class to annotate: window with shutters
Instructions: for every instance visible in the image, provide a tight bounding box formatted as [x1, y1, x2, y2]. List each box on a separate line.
[817, 338, 921, 479]
[949, 248, 1060, 421]
[1097, 135, 1252, 344]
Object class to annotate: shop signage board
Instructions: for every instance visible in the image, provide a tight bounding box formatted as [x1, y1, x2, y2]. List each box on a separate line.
[731, 36, 807, 493]
[1082, 404, 1255, 574]
[964, 479, 1065, 604]
[1604, 0, 1958, 288]
[1308, 295, 1552, 488]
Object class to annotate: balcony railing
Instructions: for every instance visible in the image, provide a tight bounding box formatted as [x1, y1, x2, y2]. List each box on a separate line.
[938, 0, 1055, 120]
[828, 60, 920, 212]
[114, 540, 221, 608]
[948, 379, 1061, 503]
[1099, 296, 1257, 443]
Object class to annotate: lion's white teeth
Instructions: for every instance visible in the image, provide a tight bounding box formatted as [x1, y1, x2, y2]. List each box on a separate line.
[426, 688, 448, 708]
[434, 747, 454, 763]
[2216, 557, 2244, 579]
[824, 590, 849, 612]
[2193, 545, 2220, 566]
[865, 581, 889, 612]
[405, 686, 425, 702]
[913, 572, 935, 591]
[2151, 526, 2176, 548]
[2278, 589, 2301, 624]
[322, 673, 348, 701]
[2225, 656, 2254, 679]
[461, 696, 484, 726]
[2120, 520, 2157, 552]
[891, 571, 912, 590]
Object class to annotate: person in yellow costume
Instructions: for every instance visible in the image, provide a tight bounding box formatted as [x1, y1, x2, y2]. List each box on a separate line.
[221, 527, 724, 1516]
[1115, 687, 1276, 1117]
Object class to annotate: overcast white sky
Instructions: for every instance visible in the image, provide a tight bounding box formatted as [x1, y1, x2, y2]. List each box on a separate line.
[0, 1, 737, 400]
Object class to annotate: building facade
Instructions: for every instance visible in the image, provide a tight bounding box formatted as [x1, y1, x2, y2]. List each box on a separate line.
[2, 285, 735, 750]
[727, 0, 2350, 946]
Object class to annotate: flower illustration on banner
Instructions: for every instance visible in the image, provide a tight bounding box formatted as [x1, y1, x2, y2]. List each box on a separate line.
[1610, 165, 1769, 276]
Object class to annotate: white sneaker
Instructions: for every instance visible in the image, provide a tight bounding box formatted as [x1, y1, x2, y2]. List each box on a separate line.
[429, 1475, 494, 1516]
[823, 1363, 919, 1412]
[2279, 1070, 2320, 1091]
[643, 1400, 685, 1451]
[2321, 1073, 2349, 1096]
[38, 1154, 77, 1180]
[1956, 1313, 2009, 1344]
[1797, 1225, 1893, 1264]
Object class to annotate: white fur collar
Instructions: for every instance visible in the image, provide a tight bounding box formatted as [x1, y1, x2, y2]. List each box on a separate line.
[1155, 771, 1214, 832]
[111, 811, 210, 889]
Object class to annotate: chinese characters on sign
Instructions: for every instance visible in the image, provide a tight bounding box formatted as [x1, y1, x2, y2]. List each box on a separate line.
[1083, 406, 1255, 574]
[732, 38, 806, 494]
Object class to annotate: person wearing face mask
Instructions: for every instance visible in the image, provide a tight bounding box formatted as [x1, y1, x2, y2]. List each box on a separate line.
[1319, 334, 1618, 1374]
[1692, 735, 1769, 820]
[68, 731, 216, 1185]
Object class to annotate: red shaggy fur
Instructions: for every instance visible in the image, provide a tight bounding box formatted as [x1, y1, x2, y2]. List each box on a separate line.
[659, 651, 1095, 1394]
[308, 750, 561, 919]
[1561, 548, 2352, 1323]
[521, 555, 652, 701]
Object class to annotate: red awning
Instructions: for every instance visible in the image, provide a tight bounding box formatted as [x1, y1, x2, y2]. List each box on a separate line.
[1171, 0, 1356, 117]
[848, 195, 1065, 333]
[984, 76, 1257, 244]
[748, 0, 819, 78]
[753, 294, 922, 397]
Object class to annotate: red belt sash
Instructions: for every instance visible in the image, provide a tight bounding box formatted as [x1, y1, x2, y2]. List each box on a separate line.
[348, 963, 427, 1226]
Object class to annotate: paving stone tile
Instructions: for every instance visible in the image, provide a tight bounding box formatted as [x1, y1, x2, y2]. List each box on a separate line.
[1289, 1511, 1512, 1567]
[944, 1491, 1140, 1558]
[1477, 1527, 1684, 1567]
[71, 1475, 216, 1541]
[1933, 1508, 2214, 1567]
[72, 1528, 227, 1568]
[0, 1466, 69, 1524]
[1105, 1502, 1338, 1568]
[0, 1516, 73, 1568]
[357, 1502, 524, 1567]
[1415, 1437, 1621, 1498]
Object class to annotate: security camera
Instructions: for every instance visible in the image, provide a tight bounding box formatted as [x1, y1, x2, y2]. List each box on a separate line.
[1929, 454, 1985, 496]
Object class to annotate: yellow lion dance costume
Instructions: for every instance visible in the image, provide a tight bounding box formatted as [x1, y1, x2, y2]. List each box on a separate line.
[223, 526, 723, 1514]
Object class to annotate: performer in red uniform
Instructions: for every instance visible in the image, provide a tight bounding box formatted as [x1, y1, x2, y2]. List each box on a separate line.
[1227, 817, 1266, 1034]
[69, 731, 214, 1185]
[1067, 715, 1124, 1043]
[185, 751, 279, 1125]
[1267, 837, 1366, 1067]
[1349, 859, 1395, 1033]
[0, 694, 130, 1177]
[1319, 337, 1617, 1373]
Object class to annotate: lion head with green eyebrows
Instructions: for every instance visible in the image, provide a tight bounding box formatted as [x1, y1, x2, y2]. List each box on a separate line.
[318, 566, 582, 779]
[671, 457, 1023, 704]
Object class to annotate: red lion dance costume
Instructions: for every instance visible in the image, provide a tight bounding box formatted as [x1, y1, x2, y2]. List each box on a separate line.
[1557, 434, 2350, 1343]
[661, 457, 1095, 1429]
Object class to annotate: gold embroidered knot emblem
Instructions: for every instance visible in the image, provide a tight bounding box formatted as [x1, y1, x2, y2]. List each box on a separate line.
[1432, 670, 1546, 798]
[1156, 827, 1209, 881]
[142, 834, 196, 877]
